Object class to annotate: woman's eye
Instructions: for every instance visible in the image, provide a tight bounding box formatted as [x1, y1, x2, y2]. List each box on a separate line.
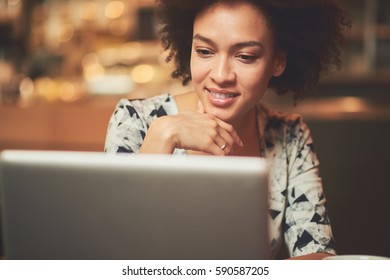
[237, 54, 258, 63]
[195, 49, 213, 57]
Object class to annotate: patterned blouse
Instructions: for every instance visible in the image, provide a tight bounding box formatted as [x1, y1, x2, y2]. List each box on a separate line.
[104, 93, 336, 258]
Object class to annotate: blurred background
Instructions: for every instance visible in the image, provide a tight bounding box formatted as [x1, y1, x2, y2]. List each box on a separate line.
[0, 0, 389, 258]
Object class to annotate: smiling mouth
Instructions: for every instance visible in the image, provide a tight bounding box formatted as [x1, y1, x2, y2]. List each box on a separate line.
[206, 88, 239, 99]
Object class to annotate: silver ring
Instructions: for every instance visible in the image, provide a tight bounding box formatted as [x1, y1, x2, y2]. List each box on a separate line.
[220, 143, 226, 150]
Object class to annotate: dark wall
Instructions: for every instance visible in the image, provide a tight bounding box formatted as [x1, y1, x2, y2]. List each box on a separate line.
[308, 119, 390, 257]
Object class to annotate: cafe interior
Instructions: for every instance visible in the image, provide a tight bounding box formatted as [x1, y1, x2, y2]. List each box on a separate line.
[0, 0, 389, 258]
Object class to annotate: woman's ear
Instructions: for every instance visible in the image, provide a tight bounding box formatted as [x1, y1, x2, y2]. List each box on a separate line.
[272, 51, 286, 77]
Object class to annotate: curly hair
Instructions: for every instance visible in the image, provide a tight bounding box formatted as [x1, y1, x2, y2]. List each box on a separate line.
[156, 0, 351, 101]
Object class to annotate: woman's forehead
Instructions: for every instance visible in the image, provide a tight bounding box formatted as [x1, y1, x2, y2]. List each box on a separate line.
[193, 1, 273, 44]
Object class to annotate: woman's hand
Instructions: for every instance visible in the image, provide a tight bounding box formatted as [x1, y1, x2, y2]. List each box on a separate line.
[139, 111, 243, 155]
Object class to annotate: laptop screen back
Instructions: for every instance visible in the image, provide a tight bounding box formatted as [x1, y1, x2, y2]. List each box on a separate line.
[0, 150, 270, 260]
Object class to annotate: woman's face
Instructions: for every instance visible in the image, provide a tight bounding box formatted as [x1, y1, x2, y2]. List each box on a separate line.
[190, 1, 285, 126]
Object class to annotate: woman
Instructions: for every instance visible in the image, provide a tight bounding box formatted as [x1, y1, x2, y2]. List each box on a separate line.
[105, 0, 350, 259]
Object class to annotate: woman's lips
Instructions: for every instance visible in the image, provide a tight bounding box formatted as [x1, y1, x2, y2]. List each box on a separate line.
[206, 88, 239, 107]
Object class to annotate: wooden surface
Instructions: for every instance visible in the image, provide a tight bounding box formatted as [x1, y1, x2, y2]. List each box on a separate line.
[0, 96, 119, 152]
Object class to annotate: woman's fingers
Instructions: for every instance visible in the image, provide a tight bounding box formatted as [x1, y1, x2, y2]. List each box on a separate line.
[181, 112, 242, 155]
[197, 102, 243, 148]
[215, 127, 235, 155]
[215, 119, 244, 148]
[143, 111, 243, 155]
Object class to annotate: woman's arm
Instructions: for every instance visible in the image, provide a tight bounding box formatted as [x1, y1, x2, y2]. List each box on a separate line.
[283, 117, 337, 258]
[105, 96, 242, 155]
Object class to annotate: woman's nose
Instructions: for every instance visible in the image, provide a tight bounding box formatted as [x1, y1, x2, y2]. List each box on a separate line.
[210, 56, 236, 84]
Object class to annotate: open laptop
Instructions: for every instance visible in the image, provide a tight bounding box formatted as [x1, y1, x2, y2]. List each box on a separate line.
[0, 150, 270, 260]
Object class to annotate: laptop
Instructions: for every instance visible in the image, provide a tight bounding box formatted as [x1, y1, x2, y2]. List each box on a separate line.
[0, 150, 270, 260]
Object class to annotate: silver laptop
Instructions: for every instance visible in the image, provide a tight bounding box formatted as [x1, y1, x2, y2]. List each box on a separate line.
[0, 150, 270, 260]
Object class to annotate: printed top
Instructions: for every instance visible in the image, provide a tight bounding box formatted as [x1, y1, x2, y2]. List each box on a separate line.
[104, 93, 336, 258]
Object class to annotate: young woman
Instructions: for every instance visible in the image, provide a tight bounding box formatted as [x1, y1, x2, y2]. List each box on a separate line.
[105, 0, 350, 259]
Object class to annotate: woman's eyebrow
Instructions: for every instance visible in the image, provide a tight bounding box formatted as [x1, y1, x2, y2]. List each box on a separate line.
[193, 34, 216, 46]
[193, 33, 264, 49]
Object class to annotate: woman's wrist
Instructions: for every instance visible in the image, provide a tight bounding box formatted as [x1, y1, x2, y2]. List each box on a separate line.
[139, 116, 177, 154]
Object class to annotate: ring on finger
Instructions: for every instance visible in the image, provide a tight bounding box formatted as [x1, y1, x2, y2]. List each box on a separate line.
[220, 143, 227, 150]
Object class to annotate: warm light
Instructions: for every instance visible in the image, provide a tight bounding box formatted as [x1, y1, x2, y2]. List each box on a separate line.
[59, 82, 77, 102]
[18, 77, 34, 107]
[109, 18, 129, 36]
[57, 23, 74, 43]
[98, 48, 118, 66]
[19, 77, 34, 96]
[119, 42, 142, 63]
[105, 1, 125, 19]
[0, 61, 14, 84]
[131, 64, 155, 84]
[82, 53, 100, 69]
[84, 63, 105, 80]
[340, 97, 366, 113]
[82, 53, 105, 80]
[8, 0, 20, 6]
[85, 74, 134, 95]
[81, 2, 99, 21]
[35, 78, 59, 102]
